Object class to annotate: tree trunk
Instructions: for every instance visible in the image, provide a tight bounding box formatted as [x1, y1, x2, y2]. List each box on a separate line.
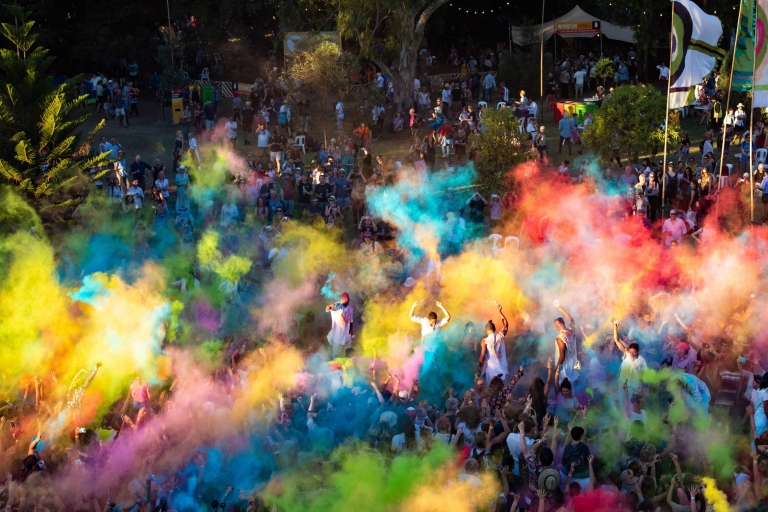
[373, 0, 449, 114]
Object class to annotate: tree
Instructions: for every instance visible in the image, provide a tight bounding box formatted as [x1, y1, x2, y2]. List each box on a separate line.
[472, 108, 533, 193]
[334, 0, 450, 113]
[582, 85, 682, 163]
[591, 58, 615, 88]
[0, 5, 109, 226]
[281, 34, 359, 111]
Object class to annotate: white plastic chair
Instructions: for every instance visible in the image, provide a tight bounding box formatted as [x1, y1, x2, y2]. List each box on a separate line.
[200, 67, 210, 81]
[212, 53, 222, 65]
[719, 175, 731, 188]
[726, 163, 733, 176]
[180, 71, 190, 81]
[757, 148, 768, 164]
[477, 101, 488, 109]
[294, 135, 306, 154]
[496, 102, 506, 110]
[504, 236, 519, 252]
[488, 234, 503, 256]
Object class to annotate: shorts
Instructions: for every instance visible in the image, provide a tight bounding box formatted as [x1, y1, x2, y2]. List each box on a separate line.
[336, 197, 350, 208]
[270, 151, 282, 161]
[114, 108, 125, 116]
[133, 400, 147, 411]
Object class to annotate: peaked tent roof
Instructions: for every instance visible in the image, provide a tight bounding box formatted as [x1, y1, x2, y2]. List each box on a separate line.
[511, 5, 635, 45]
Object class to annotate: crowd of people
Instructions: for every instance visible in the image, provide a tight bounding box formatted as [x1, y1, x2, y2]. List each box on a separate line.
[5, 39, 768, 512]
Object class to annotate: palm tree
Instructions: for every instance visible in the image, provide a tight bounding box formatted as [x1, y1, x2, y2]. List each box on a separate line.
[0, 5, 110, 226]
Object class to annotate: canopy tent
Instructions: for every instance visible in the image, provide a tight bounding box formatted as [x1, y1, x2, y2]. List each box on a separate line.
[510, 6, 635, 45]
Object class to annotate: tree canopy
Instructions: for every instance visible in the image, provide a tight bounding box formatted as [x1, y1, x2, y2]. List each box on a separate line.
[0, 5, 109, 227]
[582, 84, 681, 163]
[473, 108, 532, 193]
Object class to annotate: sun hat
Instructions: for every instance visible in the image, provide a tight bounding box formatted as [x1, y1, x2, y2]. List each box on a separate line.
[538, 468, 561, 494]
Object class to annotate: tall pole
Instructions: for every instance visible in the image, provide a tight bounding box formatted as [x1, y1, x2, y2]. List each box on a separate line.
[661, 0, 675, 210]
[749, 18, 757, 223]
[717, 0, 744, 220]
[540, 0, 546, 100]
[167, 0, 174, 63]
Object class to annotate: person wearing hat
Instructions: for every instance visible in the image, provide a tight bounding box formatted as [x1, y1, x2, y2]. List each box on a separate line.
[671, 341, 697, 373]
[735, 103, 747, 140]
[174, 165, 190, 213]
[325, 292, 354, 358]
[518, 420, 559, 495]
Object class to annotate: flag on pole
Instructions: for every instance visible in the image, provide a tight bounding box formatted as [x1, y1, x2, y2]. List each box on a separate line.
[754, 0, 768, 106]
[669, 0, 726, 109]
[733, 0, 757, 91]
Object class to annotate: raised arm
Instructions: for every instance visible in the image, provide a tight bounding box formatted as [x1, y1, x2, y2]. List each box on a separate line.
[587, 455, 596, 492]
[409, 299, 423, 321]
[543, 359, 554, 396]
[517, 422, 531, 460]
[498, 304, 509, 336]
[557, 305, 574, 326]
[613, 321, 629, 355]
[435, 301, 451, 323]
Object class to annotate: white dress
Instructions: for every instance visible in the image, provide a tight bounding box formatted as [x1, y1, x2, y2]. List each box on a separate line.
[556, 328, 580, 384]
[482, 332, 508, 384]
[327, 303, 353, 347]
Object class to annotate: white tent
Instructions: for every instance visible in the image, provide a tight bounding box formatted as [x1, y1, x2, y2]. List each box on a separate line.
[510, 6, 635, 45]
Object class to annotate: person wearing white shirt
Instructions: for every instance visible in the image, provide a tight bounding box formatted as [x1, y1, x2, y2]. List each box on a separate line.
[335, 101, 344, 131]
[751, 373, 768, 436]
[441, 85, 452, 108]
[506, 419, 538, 476]
[127, 180, 145, 209]
[413, 77, 421, 101]
[220, 197, 239, 227]
[478, 304, 510, 384]
[409, 299, 451, 341]
[154, 171, 170, 199]
[657, 63, 669, 81]
[613, 320, 647, 396]
[224, 119, 237, 149]
[483, 73, 496, 103]
[573, 68, 587, 98]
[662, 209, 687, 246]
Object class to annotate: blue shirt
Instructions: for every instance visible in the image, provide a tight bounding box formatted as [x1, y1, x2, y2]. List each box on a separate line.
[268, 198, 284, 220]
[741, 140, 752, 162]
[332, 177, 350, 199]
[257, 129, 270, 148]
[559, 118, 575, 138]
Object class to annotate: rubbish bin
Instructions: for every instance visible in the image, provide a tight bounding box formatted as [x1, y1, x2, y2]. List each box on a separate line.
[202, 85, 213, 105]
[171, 88, 183, 124]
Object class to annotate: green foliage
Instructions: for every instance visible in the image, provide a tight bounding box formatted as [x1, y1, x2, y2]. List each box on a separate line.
[472, 108, 533, 193]
[0, 6, 110, 227]
[591, 58, 615, 83]
[281, 34, 359, 109]
[582, 85, 682, 163]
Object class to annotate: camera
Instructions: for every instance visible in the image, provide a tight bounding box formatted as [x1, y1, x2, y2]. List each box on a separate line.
[77, 427, 87, 434]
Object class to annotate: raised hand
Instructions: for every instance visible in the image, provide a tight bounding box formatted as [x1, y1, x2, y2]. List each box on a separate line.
[435, 301, 443, 308]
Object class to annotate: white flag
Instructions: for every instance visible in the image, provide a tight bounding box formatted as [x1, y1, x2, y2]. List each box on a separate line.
[668, 0, 725, 109]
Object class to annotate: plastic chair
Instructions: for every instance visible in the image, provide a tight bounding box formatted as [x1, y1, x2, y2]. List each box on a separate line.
[719, 175, 731, 188]
[477, 101, 488, 109]
[488, 234, 503, 256]
[212, 53, 222, 65]
[757, 148, 768, 164]
[199, 67, 210, 81]
[504, 236, 519, 252]
[294, 135, 306, 154]
[180, 71, 190, 81]
[496, 102, 506, 110]
[726, 163, 733, 176]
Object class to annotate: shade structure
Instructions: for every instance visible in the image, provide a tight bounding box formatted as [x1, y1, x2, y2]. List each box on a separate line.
[511, 5, 635, 45]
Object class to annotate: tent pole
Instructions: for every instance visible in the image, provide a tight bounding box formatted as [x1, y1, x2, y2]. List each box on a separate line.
[554, 19, 557, 62]
[661, 0, 675, 210]
[540, 0, 546, 100]
[600, 33, 602, 56]
[716, 0, 744, 221]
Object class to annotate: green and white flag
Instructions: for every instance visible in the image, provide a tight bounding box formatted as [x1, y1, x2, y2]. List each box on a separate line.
[669, 0, 726, 109]
[754, 0, 768, 106]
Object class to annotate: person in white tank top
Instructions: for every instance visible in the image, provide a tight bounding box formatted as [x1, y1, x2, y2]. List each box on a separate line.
[477, 303, 510, 385]
[554, 303, 580, 385]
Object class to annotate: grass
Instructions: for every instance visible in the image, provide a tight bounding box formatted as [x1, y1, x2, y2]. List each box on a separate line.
[80, 91, 731, 189]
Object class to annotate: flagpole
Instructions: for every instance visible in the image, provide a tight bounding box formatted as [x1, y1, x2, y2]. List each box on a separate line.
[718, 0, 745, 220]
[661, 0, 675, 211]
[749, 10, 757, 224]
